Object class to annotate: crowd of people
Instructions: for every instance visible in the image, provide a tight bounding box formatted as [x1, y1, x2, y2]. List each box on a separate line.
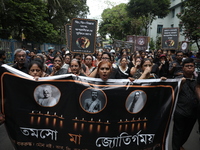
[1, 46, 200, 150]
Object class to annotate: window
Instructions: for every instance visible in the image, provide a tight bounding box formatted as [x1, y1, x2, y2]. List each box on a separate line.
[172, 9, 175, 18]
[157, 25, 163, 33]
[171, 24, 174, 28]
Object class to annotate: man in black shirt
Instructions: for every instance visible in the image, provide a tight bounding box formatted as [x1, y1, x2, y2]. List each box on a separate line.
[169, 51, 184, 78]
[172, 58, 198, 150]
[12, 49, 29, 74]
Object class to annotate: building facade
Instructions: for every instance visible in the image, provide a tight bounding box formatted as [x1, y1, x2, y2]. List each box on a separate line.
[149, 0, 185, 44]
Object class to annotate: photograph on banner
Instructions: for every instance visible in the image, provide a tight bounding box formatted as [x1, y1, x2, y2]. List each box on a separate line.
[34, 84, 61, 107]
[126, 90, 147, 114]
[79, 88, 107, 113]
[161, 28, 179, 50]
[70, 18, 97, 54]
[135, 36, 148, 51]
[65, 24, 71, 50]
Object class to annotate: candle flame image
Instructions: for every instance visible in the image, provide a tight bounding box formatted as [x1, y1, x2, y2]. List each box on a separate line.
[143, 122, 146, 130]
[37, 117, 41, 125]
[81, 123, 84, 131]
[131, 123, 135, 132]
[97, 125, 101, 133]
[89, 124, 93, 133]
[119, 124, 122, 132]
[137, 123, 140, 131]
[53, 118, 56, 127]
[74, 122, 78, 131]
[105, 125, 109, 133]
[45, 118, 49, 126]
[125, 124, 128, 131]
[60, 120, 63, 128]
[30, 116, 34, 124]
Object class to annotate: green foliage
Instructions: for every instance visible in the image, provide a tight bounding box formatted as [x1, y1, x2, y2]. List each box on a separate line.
[177, 0, 200, 51]
[156, 36, 161, 49]
[126, 0, 170, 35]
[149, 38, 155, 50]
[0, 0, 89, 44]
[99, 3, 143, 41]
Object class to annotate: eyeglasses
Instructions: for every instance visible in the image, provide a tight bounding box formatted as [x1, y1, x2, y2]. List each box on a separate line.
[184, 65, 194, 68]
[143, 64, 152, 67]
[101, 57, 110, 60]
[177, 55, 183, 57]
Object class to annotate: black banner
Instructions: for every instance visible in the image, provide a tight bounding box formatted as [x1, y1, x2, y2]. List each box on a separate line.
[1, 65, 180, 150]
[135, 36, 148, 51]
[127, 35, 135, 43]
[124, 41, 134, 54]
[70, 18, 97, 54]
[161, 28, 179, 50]
[96, 36, 103, 49]
[113, 40, 124, 52]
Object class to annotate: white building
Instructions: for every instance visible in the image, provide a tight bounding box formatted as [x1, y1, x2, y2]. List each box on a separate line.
[149, 0, 185, 43]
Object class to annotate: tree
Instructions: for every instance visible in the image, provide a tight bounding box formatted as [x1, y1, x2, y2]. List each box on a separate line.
[149, 38, 155, 50]
[126, 0, 170, 36]
[0, 0, 89, 44]
[177, 0, 200, 51]
[46, 0, 89, 43]
[99, 3, 143, 41]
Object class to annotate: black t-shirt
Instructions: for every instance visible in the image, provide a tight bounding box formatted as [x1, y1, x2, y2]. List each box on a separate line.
[12, 63, 29, 74]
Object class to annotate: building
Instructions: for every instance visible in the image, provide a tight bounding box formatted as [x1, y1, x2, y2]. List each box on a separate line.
[149, 0, 185, 45]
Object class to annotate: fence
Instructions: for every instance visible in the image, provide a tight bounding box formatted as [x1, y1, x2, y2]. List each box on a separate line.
[0, 39, 66, 64]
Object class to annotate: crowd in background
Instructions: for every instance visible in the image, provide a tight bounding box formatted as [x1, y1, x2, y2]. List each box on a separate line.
[1, 46, 200, 150]
[4, 46, 199, 81]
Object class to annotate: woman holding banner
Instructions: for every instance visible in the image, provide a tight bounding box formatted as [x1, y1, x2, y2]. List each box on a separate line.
[89, 52, 121, 79]
[138, 58, 166, 80]
[96, 61, 112, 81]
[68, 59, 86, 76]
